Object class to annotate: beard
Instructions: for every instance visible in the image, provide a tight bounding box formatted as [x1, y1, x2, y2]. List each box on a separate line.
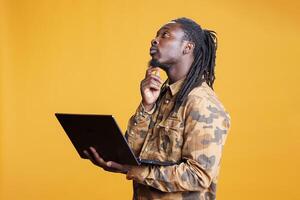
[148, 58, 170, 71]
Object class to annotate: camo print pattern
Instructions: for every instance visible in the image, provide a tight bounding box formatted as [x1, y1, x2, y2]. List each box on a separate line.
[125, 79, 231, 200]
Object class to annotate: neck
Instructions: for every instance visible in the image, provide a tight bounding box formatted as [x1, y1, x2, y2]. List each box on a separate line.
[166, 57, 194, 84]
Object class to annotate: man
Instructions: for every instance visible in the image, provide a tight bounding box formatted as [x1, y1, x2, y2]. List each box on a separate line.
[84, 17, 231, 200]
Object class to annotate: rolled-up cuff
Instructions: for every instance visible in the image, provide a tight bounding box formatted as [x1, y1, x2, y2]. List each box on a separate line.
[141, 102, 156, 115]
[132, 102, 156, 124]
[127, 166, 150, 183]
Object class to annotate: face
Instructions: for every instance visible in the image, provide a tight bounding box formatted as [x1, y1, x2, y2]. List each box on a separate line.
[149, 22, 186, 70]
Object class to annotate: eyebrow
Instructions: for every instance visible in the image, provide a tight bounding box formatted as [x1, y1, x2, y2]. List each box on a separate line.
[156, 27, 170, 36]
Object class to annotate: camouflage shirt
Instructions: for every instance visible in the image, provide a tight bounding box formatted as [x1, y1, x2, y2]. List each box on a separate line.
[125, 77, 231, 200]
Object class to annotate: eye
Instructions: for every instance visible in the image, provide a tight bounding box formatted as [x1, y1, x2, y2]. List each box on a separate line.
[161, 32, 169, 38]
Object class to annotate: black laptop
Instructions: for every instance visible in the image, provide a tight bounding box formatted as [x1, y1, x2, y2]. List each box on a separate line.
[55, 113, 178, 166]
[55, 113, 141, 165]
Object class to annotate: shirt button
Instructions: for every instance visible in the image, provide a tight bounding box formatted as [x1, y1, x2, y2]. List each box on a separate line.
[145, 148, 149, 152]
[133, 122, 137, 126]
[165, 99, 170, 104]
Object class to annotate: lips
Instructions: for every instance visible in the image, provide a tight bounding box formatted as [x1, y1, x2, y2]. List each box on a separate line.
[150, 47, 158, 56]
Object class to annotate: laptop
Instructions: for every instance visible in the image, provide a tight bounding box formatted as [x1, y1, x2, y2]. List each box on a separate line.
[55, 113, 177, 166]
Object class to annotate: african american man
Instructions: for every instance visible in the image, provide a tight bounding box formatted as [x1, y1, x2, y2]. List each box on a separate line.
[84, 17, 231, 200]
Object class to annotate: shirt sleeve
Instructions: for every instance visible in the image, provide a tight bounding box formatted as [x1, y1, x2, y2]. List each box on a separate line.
[125, 102, 156, 156]
[126, 96, 231, 192]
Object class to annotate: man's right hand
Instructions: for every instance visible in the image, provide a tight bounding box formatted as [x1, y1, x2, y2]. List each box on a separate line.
[140, 67, 163, 111]
[83, 147, 132, 174]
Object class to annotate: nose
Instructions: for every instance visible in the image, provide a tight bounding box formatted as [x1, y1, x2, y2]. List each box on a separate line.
[151, 38, 159, 46]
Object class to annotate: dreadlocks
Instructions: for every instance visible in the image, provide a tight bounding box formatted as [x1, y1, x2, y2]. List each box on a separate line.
[158, 17, 218, 114]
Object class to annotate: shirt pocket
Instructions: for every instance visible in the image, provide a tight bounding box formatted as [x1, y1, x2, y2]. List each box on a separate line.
[157, 117, 184, 161]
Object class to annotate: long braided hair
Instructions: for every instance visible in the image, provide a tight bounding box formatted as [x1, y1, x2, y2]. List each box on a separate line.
[158, 17, 218, 114]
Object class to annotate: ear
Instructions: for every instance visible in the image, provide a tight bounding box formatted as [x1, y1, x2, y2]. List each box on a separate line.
[183, 42, 195, 55]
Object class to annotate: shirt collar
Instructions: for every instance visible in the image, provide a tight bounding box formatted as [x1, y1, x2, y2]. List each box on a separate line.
[165, 77, 186, 96]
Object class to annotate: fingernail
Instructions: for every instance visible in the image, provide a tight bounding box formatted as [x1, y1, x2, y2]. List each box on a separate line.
[107, 162, 111, 167]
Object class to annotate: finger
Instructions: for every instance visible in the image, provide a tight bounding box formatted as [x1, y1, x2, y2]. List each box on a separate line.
[106, 161, 124, 171]
[89, 147, 107, 167]
[143, 78, 162, 88]
[83, 150, 91, 159]
[103, 166, 122, 172]
[146, 74, 163, 84]
[83, 150, 98, 165]
[147, 82, 161, 90]
[84, 149, 122, 173]
[147, 82, 161, 91]
[141, 76, 163, 90]
[148, 78, 162, 87]
[89, 147, 105, 162]
[103, 167, 122, 173]
[106, 161, 129, 174]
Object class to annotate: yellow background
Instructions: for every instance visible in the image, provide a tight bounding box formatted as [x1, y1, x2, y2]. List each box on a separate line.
[1, 0, 299, 199]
